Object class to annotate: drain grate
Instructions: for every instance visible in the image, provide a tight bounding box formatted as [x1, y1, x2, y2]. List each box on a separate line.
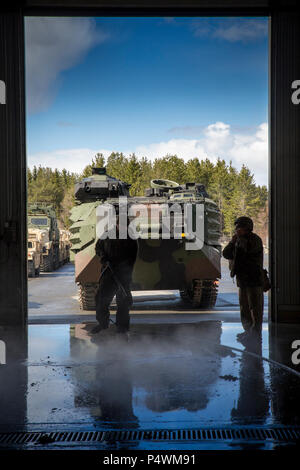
[0, 427, 300, 446]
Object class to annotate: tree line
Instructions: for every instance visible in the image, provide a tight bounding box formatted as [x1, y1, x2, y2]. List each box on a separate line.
[27, 152, 268, 242]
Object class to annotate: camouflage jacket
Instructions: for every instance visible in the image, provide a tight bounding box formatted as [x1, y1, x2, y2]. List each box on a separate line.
[222, 232, 264, 288]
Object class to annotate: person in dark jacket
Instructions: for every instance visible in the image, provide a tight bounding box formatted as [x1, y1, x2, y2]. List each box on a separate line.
[222, 216, 264, 338]
[91, 218, 138, 336]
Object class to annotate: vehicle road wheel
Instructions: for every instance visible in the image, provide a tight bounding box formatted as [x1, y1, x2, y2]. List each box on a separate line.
[79, 283, 98, 310]
[180, 280, 218, 308]
[199, 280, 219, 308]
[180, 280, 202, 307]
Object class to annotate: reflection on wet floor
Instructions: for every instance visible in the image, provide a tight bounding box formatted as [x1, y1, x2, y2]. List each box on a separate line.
[0, 321, 300, 434]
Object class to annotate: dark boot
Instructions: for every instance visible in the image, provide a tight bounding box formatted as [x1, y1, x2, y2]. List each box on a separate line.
[116, 331, 130, 342]
[90, 324, 109, 335]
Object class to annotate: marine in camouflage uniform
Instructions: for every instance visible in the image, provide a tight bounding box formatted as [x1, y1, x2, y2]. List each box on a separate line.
[222, 217, 264, 335]
[92, 223, 138, 335]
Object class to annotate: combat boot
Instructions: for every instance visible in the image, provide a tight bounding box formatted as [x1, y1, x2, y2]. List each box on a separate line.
[90, 323, 109, 335]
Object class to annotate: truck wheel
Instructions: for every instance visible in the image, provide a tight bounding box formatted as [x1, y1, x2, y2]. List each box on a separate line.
[28, 261, 35, 278]
[180, 280, 218, 308]
[40, 255, 53, 272]
[79, 283, 98, 310]
[53, 255, 60, 270]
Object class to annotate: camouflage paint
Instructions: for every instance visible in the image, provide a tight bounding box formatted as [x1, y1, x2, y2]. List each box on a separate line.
[70, 197, 221, 290]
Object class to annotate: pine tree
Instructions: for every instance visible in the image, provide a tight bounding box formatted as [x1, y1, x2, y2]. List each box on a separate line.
[28, 168, 32, 185]
[185, 158, 202, 183]
[106, 152, 128, 182]
[81, 153, 106, 178]
[208, 159, 231, 212]
[125, 154, 143, 196]
[224, 165, 266, 236]
[152, 155, 186, 183]
[33, 165, 37, 181]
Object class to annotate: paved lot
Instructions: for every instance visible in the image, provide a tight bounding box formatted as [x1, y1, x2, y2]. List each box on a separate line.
[28, 257, 269, 323]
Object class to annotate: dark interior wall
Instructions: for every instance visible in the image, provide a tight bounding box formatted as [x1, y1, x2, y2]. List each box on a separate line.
[0, 10, 27, 326]
[270, 10, 300, 323]
[0, 1, 300, 325]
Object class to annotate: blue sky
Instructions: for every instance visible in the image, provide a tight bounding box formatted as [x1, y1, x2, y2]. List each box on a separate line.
[25, 17, 268, 185]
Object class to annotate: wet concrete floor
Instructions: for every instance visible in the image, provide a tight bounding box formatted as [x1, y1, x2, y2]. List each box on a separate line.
[1, 320, 300, 441]
[2, 256, 299, 449]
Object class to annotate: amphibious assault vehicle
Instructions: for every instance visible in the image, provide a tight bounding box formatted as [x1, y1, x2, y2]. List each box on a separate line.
[69, 168, 221, 310]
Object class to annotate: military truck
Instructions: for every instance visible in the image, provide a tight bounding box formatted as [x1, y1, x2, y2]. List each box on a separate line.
[28, 203, 61, 272]
[59, 229, 71, 266]
[27, 228, 44, 277]
[69, 168, 221, 310]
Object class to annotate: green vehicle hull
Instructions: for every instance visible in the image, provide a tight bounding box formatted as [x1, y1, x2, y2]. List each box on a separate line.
[69, 170, 221, 310]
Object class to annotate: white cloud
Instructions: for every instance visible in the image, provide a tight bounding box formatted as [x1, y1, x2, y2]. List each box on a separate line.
[134, 121, 268, 185]
[204, 121, 230, 139]
[202, 121, 232, 154]
[214, 19, 268, 42]
[28, 148, 111, 174]
[192, 18, 268, 43]
[135, 139, 209, 162]
[25, 17, 107, 113]
[27, 121, 268, 186]
[228, 123, 268, 184]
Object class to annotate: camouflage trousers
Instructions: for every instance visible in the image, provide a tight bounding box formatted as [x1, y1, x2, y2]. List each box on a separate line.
[238, 286, 264, 333]
[95, 264, 133, 332]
